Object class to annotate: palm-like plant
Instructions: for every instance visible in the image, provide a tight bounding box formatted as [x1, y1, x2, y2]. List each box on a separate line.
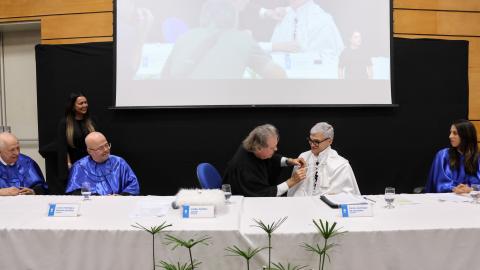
[164, 234, 211, 270]
[157, 261, 200, 270]
[252, 216, 288, 270]
[271, 262, 308, 270]
[225, 245, 267, 270]
[132, 222, 173, 270]
[301, 219, 346, 270]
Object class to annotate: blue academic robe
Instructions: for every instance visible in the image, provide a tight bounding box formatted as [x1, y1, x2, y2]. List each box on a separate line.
[0, 154, 45, 189]
[426, 148, 480, 193]
[66, 155, 140, 195]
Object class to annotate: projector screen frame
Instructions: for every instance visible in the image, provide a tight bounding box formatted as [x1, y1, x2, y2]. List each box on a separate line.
[112, 0, 395, 109]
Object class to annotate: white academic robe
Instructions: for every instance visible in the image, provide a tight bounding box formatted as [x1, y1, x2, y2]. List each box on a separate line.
[288, 147, 360, 196]
[270, 0, 344, 59]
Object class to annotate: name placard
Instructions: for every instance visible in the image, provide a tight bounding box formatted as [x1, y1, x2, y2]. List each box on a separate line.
[182, 204, 215, 218]
[340, 203, 373, 217]
[48, 203, 80, 217]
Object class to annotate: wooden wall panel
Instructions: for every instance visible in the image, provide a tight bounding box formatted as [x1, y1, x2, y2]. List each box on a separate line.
[469, 67, 480, 120]
[41, 12, 112, 40]
[395, 10, 480, 36]
[0, 0, 111, 19]
[41, 37, 112, 45]
[394, 0, 480, 11]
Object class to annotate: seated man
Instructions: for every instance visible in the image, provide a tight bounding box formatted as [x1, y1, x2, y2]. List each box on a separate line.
[0, 132, 46, 196]
[65, 132, 140, 195]
[288, 122, 360, 196]
[223, 124, 306, 197]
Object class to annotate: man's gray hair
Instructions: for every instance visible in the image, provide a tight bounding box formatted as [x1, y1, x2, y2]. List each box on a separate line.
[242, 124, 279, 152]
[310, 122, 334, 140]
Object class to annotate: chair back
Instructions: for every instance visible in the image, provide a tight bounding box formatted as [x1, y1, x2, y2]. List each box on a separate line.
[196, 163, 222, 189]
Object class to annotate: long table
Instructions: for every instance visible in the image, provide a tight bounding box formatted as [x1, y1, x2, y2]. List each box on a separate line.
[1, 194, 479, 270]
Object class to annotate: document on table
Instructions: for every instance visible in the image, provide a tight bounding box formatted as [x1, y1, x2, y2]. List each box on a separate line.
[130, 197, 172, 218]
[321, 193, 368, 208]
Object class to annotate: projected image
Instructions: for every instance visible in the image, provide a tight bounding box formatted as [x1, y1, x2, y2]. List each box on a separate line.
[115, 0, 392, 106]
[117, 0, 389, 80]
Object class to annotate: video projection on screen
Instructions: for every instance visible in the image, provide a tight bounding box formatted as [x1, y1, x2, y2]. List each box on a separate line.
[115, 0, 392, 107]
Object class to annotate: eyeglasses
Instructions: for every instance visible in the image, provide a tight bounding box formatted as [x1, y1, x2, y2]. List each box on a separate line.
[313, 161, 319, 190]
[89, 142, 111, 152]
[307, 137, 329, 146]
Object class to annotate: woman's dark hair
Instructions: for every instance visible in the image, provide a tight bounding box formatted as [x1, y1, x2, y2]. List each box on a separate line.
[449, 119, 479, 174]
[64, 92, 95, 148]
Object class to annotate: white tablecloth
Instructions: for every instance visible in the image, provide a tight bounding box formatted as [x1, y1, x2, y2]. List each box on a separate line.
[1, 194, 479, 270]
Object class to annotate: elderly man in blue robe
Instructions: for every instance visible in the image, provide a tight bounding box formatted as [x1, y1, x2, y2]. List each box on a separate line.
[66, 132, 140, 195]
[0, 132, 46, 196]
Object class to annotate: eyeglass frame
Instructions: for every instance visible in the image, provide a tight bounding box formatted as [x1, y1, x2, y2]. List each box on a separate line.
[306, 137, 330, 146]
[88, 142, 111, 152]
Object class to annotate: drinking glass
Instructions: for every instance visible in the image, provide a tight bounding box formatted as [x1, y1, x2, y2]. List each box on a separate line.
[222, 184, 232, 204]
[470, 184, 480, 203]
[384, 187, 395, 209]
[81, 181, 92, 201]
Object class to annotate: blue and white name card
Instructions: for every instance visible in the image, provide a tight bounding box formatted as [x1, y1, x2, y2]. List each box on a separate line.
[48, 203, 80, 217]
[340, 203, 373, 217]
[182, 204, 215, 218]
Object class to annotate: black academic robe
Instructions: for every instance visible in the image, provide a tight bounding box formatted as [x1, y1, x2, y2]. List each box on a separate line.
[223, 146, 283, 197]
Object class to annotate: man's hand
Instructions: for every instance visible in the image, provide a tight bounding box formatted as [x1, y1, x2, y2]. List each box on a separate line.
[287, 157, 306, 168]
[286, 167, 307, 188]
[18, 187, 35, 195]
[264, 7, 287, 21]
[0, 187, 21, 196]
[452, 183, 472, 194]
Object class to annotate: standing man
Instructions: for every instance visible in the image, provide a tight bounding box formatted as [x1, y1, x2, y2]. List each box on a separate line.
[223, 124, 306, 197]
[288, 122, 359, 196]
[0, 132, 46, 196]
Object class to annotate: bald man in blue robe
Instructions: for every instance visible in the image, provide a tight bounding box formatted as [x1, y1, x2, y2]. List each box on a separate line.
[0, 132, 46, 196]
[66, 132, 140, 195]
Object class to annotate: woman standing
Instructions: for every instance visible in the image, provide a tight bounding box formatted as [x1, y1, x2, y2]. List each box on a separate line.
[426, 119, 480, 193]
[56, 93, 97, 193]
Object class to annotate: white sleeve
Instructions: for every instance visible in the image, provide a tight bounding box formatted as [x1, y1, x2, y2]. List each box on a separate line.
[276, 182, 289, 196]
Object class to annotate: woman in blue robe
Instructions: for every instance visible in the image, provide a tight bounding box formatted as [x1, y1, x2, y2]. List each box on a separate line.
[426, 119, 480, 193]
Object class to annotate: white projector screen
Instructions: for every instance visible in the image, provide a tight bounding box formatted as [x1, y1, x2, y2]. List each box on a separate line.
[115, 0, 392, 107]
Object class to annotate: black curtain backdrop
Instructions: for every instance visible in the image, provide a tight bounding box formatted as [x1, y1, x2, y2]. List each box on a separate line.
[36, 38, 468, 195]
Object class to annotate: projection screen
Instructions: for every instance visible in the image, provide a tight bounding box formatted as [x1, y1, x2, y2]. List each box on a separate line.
[115, 0, 392, 107]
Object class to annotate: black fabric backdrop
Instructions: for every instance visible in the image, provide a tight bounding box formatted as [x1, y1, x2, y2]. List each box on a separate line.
[35, 38, 468, 195]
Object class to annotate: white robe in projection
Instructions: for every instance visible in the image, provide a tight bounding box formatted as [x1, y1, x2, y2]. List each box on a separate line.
[270, 0, 344, 59]
[287, 146, 360, 196]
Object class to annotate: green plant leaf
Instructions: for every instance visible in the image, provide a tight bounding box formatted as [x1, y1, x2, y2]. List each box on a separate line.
[131, 221, 172, 235]
[164, 234, 211, 250]
[252, 217, 288, 235]
[157, 261, 201, 270]
[225, 245, 267, 260]
[271, 262, 308, 270]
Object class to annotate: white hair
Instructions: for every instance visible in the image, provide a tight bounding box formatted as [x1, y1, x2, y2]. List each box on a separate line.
[310, 122, 334, 139]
